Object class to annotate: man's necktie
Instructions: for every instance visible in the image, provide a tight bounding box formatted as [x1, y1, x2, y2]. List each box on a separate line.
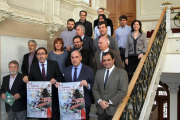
[101, 51, 104, 66]
[73, 68, 77, 82]
[42, 64, 46, 80]
[104, 69, 109, 89]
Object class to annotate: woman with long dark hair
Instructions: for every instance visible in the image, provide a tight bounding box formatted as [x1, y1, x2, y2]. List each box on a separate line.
[125, 20, 148, 81]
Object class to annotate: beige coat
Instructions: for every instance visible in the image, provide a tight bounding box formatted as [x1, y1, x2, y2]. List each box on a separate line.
[125, 32, 147, 58]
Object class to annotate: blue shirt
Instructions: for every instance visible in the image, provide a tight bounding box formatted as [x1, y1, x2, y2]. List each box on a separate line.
[115, 25, 131, 48]
[71, 63, 90, 90]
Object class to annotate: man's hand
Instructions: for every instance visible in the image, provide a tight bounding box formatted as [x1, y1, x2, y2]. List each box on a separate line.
[125, 59, 128, 65]
[138, 53, 143, 59]
[1, 93, 6, 99]
[80, 80, 89, 88]
[23, 76, 29, 83]
[66, 46, 71, 51]
[99, 100, 109, 109]
[50, 78, 56, 84]
[14, 93, 20, 100]
[55, 82, 60, 88]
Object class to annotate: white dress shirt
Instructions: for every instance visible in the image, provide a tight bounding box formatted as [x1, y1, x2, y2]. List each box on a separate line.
[38, 60, 47, 76]
[9, 74, 18, 90]
[100, 48, 109, 62]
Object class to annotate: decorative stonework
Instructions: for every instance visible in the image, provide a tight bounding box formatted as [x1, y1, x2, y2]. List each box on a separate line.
[166, 82, 180, 94]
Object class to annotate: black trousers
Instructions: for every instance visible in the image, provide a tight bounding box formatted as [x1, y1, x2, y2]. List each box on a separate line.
[86, 106, 90, 120]
[119, 48, 128, 72]
[98, 110, 113, 120]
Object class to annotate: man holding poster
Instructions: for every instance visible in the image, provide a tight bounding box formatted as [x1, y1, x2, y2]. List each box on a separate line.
[63, 50, 94, 120]
[23, 47, 63, 120]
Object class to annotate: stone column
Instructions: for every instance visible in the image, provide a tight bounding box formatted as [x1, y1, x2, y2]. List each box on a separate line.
[160, 5, 172, 34]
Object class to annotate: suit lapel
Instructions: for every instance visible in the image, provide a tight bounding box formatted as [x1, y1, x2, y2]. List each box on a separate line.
[105, 67, 117, 89]
[36, 62, 44, 81]
[77, 64, 84, 81]
[6, 75, 10, 91]
[96, 51, 102, 69]
[100, 69, 106, 90]
[46, 60, 50, 81]
[10, 73, 19, 91]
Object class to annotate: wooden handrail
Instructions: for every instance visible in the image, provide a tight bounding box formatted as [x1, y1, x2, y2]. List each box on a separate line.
[171, 7, 180, 10]
[112, 6, 167, 120]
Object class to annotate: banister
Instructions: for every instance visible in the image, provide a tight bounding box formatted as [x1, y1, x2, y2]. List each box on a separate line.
[171, 7, 180, 10]
[112, 6, 167, 120]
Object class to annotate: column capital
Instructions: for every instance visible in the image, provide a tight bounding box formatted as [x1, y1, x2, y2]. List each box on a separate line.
[165, 82, 180, 94]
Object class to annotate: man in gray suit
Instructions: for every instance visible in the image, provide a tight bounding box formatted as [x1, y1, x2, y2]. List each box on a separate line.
[94, 37, 124, 74]
[92, 52, 128, 120]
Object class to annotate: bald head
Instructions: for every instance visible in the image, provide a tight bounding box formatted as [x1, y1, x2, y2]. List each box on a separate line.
[98, 37, 110, 51]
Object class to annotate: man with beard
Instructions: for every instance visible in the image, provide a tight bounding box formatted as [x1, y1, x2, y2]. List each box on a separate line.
[65, 36, 93, 68]
[21, 40, 38, 76]
[94, 21, 119, 54]
[60, 18, 76, 51]
[0, 60, 27, 120]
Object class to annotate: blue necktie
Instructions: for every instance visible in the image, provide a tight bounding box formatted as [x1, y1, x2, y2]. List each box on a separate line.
[73, 68, 77, 82]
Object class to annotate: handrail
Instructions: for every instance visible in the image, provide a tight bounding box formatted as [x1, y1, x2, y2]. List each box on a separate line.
[112, 6, 167, 120]
[171, 7, 180, 10]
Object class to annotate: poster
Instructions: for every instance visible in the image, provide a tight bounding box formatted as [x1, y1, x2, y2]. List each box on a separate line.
[58, 82, 86, 120]
[27, 81, 52, 118]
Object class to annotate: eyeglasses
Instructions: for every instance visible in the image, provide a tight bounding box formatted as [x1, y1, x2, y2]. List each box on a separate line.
[37, 53, 46, 56]
[28, 45, 35, 47]
[73, 41, 81, 44]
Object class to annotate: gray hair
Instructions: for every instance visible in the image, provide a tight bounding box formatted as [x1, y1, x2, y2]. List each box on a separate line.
[100, 37, 110, 45]
[8, 60, 19, 67]
[77, 25, 85, 34]
[71, 50, 82, 57]
[28, 40, 37, 46]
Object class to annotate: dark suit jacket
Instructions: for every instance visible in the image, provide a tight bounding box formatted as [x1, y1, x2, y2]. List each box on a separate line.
[74, 19, 92, 37]
[94, 18, 114, 36]
[29, 60, 63, 103]
[63, 64, 94, 107]
[65, 48, 93, 69]
[21, 52, 38, 76]
[92, 67, 128, 116]
[83, 36, 94, 57]
[94, 48, 124, 74]
[0, 73, 26, 112]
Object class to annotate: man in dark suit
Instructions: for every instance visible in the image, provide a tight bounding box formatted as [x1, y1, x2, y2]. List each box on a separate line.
[21, 40, 38, 76]
[76, 24, 94, 57]
[66, 36, 93, 68]
[63, 50, 94, 120]
[23, 47, 63, 120]
[74, 10, 92, 37]
[92, 52, 128, 120]
[0, 60, 27, 120]
[94, 37, 124, 74]
[94, 8, 114, 36]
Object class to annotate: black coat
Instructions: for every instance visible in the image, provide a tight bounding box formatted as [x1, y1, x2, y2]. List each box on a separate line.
[65, 48, 93, 69]
[74, 19, 92, 37]
[82, 36, 94, 57]
[94, 18, 114, 36]
[21, 52, 38, 76]
[0, 73, 26, 112]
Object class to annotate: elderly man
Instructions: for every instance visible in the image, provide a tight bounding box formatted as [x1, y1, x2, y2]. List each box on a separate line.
[23, 47, 63, 120]
[92, 52, 128, 120]
[76, 24, 94, 57]
[60, 18, 76, 51]
[94, 37, 124, 74]
[94, 21, 119, 54]
[21, 40, 38, 76]
[63, 50, 94, 120]
[0, 60, 27, 120]
[74, 10, 92, 37]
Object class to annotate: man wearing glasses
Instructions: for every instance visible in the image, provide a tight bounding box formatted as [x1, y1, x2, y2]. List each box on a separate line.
[65, 36, 93, 68]
[23, 47, 63, 120]
[21, 40, 38, 76]
[74, 10, 92, 37]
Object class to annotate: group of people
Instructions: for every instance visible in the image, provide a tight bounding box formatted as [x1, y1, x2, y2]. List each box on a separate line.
[0, 7, 147, 120]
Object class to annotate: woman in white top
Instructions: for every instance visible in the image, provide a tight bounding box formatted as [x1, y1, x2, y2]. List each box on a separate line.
[94, 14, 111, 39]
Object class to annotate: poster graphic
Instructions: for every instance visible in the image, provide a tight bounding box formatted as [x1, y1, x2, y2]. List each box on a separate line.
[58, 82, 86, 120]
[27, 81, 52, 118]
